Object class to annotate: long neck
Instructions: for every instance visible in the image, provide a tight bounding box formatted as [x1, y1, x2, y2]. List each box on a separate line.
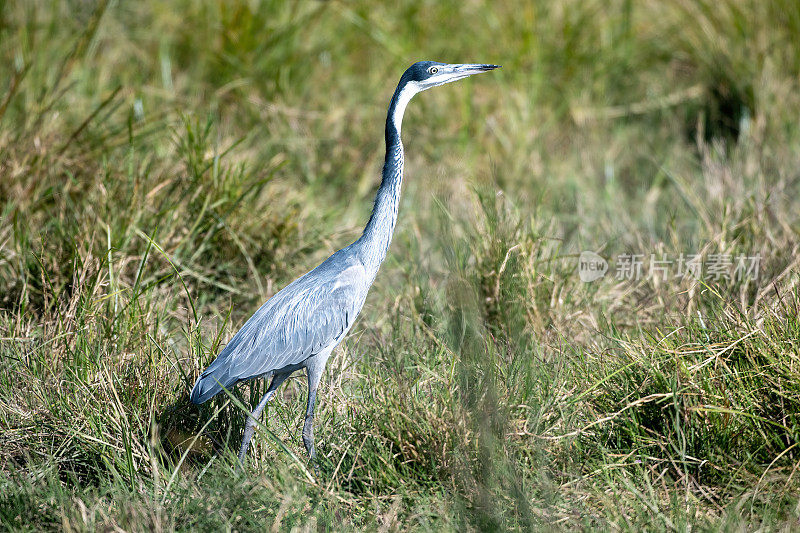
[358, 82, 416, 271]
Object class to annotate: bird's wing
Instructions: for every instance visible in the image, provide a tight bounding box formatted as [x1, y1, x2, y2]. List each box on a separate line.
[190, 259, 367, 402]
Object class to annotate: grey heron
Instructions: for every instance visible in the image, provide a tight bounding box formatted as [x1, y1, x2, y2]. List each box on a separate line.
[190, 61, 500, 467]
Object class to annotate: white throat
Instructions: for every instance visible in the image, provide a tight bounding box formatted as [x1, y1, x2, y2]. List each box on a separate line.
[391, 81, 420, 133]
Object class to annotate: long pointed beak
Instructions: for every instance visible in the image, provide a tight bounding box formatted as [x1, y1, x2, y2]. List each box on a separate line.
[454, 64, 501, 76]
[419, 62, 501, 90]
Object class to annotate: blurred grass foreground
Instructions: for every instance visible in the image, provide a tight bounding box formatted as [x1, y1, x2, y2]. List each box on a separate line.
[2, 0, 800, 530]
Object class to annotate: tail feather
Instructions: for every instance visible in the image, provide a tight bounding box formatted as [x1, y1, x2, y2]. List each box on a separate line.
[190, 363, 236, 404]
[191, 324, 253, 404]
[190, 374, 220, 404]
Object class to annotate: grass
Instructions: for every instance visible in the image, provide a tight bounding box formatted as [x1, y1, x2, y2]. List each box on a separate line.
[2, 0, 800, 530]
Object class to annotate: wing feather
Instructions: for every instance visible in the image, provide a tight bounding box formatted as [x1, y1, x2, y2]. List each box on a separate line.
[190, 258, 367, 403]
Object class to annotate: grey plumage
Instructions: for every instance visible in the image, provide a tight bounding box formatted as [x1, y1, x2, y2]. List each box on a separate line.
[190, 251, 368, 404]
[190, 61, 499, 467]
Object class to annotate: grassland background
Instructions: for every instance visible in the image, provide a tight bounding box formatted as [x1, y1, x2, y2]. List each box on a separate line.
[2, 0, 800, 530]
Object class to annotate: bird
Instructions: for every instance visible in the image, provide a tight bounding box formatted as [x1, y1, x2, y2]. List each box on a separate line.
[190, 61, 500, 467]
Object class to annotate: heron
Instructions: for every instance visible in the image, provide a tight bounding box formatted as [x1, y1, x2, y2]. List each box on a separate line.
[190, 61, 500, 467]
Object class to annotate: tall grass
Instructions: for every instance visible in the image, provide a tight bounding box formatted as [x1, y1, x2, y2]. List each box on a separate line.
[2, 0, 800, 530]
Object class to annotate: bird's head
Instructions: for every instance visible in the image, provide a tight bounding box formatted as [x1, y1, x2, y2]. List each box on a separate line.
[387, 61, 500, 130]
[401, 61, 500, 92]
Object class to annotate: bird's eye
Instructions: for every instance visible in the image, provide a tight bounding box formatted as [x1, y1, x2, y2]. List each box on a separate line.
[428, 66, 439, 74]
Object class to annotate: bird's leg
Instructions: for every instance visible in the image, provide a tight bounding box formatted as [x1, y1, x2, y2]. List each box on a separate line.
[302, 389, 317, 461]
[238, 392, 272, 465]
[302, 365, 324, 473]
[238, 372, 289, 466]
